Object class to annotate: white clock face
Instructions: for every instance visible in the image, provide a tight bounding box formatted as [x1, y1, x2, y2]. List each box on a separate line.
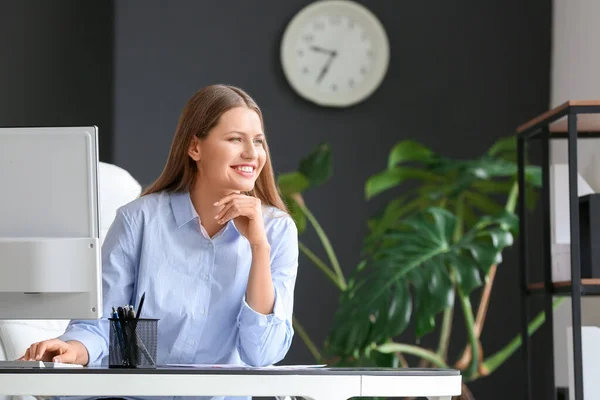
[295, 15, 373, 95]
[281, 1, 389, 107]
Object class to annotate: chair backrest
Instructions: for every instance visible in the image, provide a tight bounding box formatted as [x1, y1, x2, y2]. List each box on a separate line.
[98, 162, 143, 245]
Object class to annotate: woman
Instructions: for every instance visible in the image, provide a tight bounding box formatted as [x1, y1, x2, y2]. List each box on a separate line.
[20, 84, 299, 371]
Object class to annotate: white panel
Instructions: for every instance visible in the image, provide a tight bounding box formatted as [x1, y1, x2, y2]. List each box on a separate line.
[0, 127, 101, 319]
[567, 327, 600, 400]
[0, 127, 98, 238]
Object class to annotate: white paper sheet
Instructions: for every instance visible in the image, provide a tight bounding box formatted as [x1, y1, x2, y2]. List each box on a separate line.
[165, 363, 326, 370]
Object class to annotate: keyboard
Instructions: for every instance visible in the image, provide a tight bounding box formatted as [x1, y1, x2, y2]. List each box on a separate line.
[0, 360, 83, 368]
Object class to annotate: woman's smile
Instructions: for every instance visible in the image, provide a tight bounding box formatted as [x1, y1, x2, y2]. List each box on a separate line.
[231, 163, 257, 178]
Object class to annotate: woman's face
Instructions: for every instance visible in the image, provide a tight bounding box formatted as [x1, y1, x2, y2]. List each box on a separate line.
[189, 106, 266, 193]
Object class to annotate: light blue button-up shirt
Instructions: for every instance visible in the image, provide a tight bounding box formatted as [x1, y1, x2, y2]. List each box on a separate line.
[58, 190, 298, 400]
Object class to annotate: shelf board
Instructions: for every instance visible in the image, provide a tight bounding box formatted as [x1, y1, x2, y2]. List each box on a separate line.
[517, 100, 600, 134]
[527, 279, 600, 295]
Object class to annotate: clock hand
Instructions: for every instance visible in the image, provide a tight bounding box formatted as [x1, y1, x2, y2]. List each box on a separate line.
[310, 45, 337, 56]
[316, 52, 337, 84]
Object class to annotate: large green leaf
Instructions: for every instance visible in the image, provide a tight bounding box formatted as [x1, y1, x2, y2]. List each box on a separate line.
[464, 190, 504, 215]
[277, 172, 309, 196]
[487, 136, 516, 158]
[448, 252, 482, 294]
[365, 167, 442, 200]
[364, 193, 426, 252]
[465, 158, 517, 179]
[299, 142, 332, 186]
[409, 260, 454, 337]
[370, 279, 412, 344]
[327, 207, 516, 356]
[387, 140, 435, 170]
[525, 166, 542, 187]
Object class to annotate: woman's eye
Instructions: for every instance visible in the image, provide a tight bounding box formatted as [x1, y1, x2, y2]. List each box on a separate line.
[253, 139, 264, 144]
[229, 137, 242, 142]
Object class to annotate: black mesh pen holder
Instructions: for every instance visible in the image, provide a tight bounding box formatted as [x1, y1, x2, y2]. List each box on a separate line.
[108, 318, 158, 368]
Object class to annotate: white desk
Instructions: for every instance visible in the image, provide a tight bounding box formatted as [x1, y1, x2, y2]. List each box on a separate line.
[0, 367, 461, 400]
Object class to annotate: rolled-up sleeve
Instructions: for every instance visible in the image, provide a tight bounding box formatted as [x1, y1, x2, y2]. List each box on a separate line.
[237, 217, 298, 367]
[58, 208, 137, 366]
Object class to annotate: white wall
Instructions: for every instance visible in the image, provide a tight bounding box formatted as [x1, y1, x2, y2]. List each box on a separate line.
[550, 0, 600, 107]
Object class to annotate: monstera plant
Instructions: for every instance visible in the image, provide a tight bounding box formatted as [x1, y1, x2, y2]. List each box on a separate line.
[278, 138, 559, 399]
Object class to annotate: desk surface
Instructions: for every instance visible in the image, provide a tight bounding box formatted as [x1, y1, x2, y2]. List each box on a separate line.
[0, 366, 460, 375]
[0, 367, 462, 400]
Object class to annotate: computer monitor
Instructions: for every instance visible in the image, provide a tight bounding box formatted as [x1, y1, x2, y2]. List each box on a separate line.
[0, 126, 102, 319]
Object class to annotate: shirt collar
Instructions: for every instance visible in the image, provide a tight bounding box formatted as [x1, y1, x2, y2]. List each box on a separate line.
[169, 190, 199, 228]
[169, 190, 242, 236]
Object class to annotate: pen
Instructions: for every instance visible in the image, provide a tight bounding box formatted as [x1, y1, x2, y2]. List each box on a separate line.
[117, 306, 132, 366]
[112, 307, 126, 362]
[135, 292, 146, 320]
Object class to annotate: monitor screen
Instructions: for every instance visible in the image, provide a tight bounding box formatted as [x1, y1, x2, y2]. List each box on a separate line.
[0, 126, 101, 319]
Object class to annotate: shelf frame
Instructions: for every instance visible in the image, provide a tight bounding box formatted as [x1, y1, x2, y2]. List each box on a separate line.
[517, 100, 600, 400]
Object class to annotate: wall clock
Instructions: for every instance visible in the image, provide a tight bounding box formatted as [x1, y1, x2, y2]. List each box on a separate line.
[280, 0, 390, 107]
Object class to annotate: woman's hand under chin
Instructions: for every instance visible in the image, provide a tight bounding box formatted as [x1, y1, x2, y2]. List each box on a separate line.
[213, 193, 268, 247]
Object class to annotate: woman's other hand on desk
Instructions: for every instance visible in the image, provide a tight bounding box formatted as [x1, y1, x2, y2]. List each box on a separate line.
[18, 339, 89, 365]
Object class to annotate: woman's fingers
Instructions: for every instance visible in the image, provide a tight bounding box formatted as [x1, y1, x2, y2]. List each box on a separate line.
[213, 192, 243, 207]
[19, 349, 29, 361]
[218, 203, 255, 224]
[29, 343, 39, 360]
[215, 199, 255, 223]
[22, 339, 67, 361]
[34, 341, 57, 361]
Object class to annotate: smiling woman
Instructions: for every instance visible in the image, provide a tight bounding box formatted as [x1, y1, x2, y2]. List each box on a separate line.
[19, 85, 300, 400]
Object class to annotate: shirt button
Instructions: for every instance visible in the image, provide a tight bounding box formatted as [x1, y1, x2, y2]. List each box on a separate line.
[202, 273, 209, 281]
[199, 308, 205, 315]
[186, 339, 196, 346]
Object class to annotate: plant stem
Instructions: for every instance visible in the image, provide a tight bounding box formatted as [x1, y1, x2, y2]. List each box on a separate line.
[505, 181, 518, 213]
[436, 196, 461, 361]
[377, 342, 450, 368]
[457, 182, 519, 370]
[299, 202, 346, 289]
[299, 241, 344, 291]
[453, 195, 464, 241]
[292, 316, 322, 363]
[474, 265, 497, 336]
[481, 298, 565, 376]
[437, 303, 454, 360]
[458, 289, 479, 379]
[395, 352, 409, 368]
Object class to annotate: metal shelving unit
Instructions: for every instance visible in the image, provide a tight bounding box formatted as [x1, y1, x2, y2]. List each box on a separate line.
[517, 100, 600, 400]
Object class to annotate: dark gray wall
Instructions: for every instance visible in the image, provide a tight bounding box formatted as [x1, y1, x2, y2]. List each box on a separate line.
[113, 1, 552, 399]
[0, 0, 114, 162]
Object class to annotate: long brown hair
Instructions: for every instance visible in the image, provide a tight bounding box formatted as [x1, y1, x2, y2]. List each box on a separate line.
[142, 84, 288, 213]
